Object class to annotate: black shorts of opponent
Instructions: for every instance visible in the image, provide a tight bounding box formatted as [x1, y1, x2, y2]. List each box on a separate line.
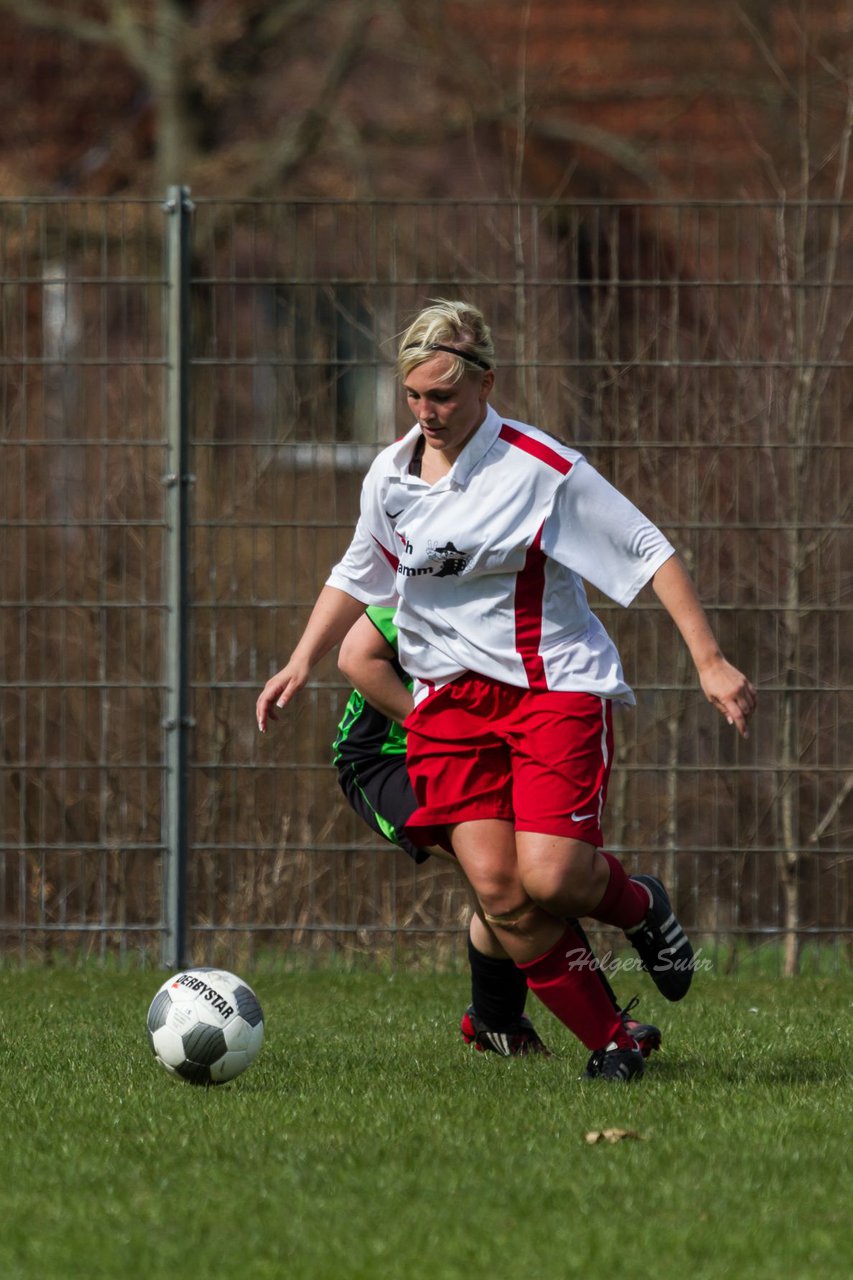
[336, 756, 432, 864]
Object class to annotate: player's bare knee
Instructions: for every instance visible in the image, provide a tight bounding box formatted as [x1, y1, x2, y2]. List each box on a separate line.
[518, 835, 603, 887]
[522, 857, 602, 917]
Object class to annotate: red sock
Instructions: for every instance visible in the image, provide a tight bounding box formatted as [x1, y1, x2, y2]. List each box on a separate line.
[592, 852, 650, 931]
[518, 925, 632, 1051]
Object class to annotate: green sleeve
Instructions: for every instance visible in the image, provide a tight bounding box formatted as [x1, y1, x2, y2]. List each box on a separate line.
[365, 606, 399, 655]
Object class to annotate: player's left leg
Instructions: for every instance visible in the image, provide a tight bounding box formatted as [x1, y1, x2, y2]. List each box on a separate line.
[510, 691, 694, 1003]
[518, 835, 694, 1002]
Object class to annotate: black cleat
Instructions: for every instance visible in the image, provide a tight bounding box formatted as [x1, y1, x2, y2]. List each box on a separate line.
[625, 874, 694, 1002]
[460, 1005, 552, 1057]
[582, 1037, 645, 1082]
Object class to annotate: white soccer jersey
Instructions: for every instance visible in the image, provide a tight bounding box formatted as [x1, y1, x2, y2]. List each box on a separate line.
[326, 404, 675, 705]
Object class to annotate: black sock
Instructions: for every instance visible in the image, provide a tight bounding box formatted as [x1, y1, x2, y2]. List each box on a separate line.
[468, 936, 528, 1030]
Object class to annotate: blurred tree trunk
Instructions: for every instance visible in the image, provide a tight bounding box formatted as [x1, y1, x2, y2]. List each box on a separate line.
[0, 0, 366, 191]
[0, 0, 198, 186]
[148, 0, 196, 187]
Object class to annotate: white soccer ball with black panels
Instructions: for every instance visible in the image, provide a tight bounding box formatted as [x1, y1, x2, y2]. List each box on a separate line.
[147, 967, 265, 1085]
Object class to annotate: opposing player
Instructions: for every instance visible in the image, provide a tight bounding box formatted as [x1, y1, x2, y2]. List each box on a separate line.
[334, 606, 662, 1065]
[258, 299, 756, 1081]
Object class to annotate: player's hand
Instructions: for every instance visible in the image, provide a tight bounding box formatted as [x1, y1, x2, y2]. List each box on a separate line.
[256, 659, 310, 732]
[698, 658, 757, 738]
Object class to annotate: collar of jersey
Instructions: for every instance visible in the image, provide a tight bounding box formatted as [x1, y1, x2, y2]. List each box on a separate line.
[392, 404, 501, 489]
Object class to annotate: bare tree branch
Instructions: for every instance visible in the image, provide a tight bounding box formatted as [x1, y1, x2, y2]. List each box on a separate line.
[104, 0, 158, 79]
[530, 118, 674, 193]
[0, 0, 114, 45]
[246, 0, 374, 194]
[807, 773, 853, 847]
[732, 0, 797, 100]
[0, 0, 157, 77]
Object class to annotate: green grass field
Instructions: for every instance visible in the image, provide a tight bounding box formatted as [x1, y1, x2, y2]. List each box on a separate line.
[0, 968, 850, 1280]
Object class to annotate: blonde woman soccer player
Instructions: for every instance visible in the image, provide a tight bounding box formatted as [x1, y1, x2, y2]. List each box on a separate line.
[334, 606, 661, 1066]
[258, 300, 756, 1081]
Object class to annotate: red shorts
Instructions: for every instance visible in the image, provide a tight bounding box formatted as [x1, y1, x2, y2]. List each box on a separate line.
[402, 675, 614, 847]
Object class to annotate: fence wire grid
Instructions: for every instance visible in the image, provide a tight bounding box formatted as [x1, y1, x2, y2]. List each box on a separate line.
[1, 194, 850, 974]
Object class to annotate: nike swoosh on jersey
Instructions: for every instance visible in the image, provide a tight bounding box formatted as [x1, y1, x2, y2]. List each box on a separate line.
[571, 811, 597, 823]
[386, 508, 404, 519]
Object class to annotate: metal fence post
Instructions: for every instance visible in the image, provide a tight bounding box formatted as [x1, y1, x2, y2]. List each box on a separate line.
[161, 185, 193, 969]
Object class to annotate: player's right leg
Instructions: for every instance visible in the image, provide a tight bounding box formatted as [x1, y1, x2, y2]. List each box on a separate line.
[338, 758, 551, 1055]
[460, 911, 551, 1056]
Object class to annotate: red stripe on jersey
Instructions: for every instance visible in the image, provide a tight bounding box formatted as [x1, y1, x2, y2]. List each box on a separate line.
[515, 523, 548, 690]
[373, 535, 399, 570]
[499, 424, 573, 475]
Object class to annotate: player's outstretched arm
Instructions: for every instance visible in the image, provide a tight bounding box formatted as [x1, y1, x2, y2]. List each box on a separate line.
[256, 586, 366, 732]
[650, 553, 757, 738]
[338, 614, 414, 726]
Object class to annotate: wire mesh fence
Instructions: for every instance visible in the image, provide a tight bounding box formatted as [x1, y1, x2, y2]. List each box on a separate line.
[1, 195, 850, 973]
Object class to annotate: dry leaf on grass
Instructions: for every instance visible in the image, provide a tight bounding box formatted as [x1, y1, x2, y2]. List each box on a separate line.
[584, 1128, 645, 1145]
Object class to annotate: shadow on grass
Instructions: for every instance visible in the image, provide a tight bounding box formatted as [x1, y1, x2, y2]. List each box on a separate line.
[646, 1050, 847, 1087]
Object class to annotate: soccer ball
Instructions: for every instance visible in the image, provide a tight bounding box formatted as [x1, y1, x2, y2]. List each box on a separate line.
[146, 967, 265, 1085]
